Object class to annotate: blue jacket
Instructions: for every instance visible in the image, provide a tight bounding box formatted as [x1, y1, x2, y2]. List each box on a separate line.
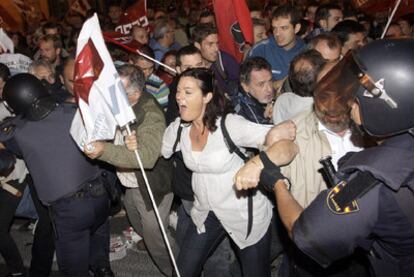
[231, 90, 270, 124]
[149, 39, 181, 62]
[249, 36, 305, 80]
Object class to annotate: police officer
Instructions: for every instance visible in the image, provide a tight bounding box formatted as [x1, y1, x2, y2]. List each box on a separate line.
[0, 73, 114, 277]
[234, 39, 414, 276]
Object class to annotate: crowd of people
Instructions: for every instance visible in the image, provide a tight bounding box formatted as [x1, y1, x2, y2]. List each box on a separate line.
[0, 0, 413, 277]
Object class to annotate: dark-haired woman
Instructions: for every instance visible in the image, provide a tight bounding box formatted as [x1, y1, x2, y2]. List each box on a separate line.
[160, 68, 295, 276]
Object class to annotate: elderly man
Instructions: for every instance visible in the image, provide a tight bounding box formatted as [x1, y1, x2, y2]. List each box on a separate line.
[84, 64, 175, 277]
[308, 33, 342, 63]
[273, 49, 326, 124]
[235, 39, 414, 277]
[149, 18, 181, 62]
[239, 58, 368, 275]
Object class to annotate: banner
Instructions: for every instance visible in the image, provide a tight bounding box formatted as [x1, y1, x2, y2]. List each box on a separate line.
[213, 0, 253, 62]
[70, 14, 136, 149]
[103, 31, 143, 54]
[0, 29, 14, 53]
[116, 0, 148, 34]
[0, 53, 32, 75]
[359, 0, 414, 17]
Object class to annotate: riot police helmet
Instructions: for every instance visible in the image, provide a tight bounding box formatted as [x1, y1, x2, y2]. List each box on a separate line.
[3, 73, 57, 121]
[315, 39, 414, 137]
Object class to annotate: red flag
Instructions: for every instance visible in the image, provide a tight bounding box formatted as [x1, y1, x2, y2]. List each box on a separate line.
[359, 0, 414, 17]
[213, 0, 253, 62]
[116, 0, 148, 34]
[103, 31, 143, 54]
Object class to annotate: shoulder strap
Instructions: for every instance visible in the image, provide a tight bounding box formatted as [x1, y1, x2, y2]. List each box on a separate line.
[221, 114, 253, 239]
[173, 124, 183, 153]
[220, 114, 248, 162]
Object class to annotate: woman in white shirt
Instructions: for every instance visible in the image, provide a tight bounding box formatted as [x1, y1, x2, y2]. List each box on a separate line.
[127, 68, 295, 276]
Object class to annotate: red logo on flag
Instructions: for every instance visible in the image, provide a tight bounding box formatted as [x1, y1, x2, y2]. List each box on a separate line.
[74, 38, 104, 104]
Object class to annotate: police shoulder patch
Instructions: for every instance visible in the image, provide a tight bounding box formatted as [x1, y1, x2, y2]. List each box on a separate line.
[0, 117, 21, 142]
[326, 181, 359, 214]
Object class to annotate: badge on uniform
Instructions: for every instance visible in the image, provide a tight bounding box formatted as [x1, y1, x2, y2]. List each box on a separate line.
[326, 181, 359, 214]
[0, 122, 16, 142]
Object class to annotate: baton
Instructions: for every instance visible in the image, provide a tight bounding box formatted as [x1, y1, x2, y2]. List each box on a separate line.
[319, 155, 336, 188]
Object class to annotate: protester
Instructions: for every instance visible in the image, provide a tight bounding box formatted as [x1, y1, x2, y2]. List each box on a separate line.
[0, 1, 412, 276]
[84, 64, 175, 276]
[157, 68, 295, 276]
[249, 4, 305, 81]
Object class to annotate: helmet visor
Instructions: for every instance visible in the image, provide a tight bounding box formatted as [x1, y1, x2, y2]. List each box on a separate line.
[314, 53, 363, 109]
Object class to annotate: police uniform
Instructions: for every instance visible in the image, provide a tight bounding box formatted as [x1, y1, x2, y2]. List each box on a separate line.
[292, 133, 414, 276]
[0, 102, 55, 277]
[257, 40, 414, 277]
[290, 40, 414, 277]
[1, 74, 113, 277]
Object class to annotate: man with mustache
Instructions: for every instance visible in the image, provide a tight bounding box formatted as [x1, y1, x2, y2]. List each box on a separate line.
[235, 39, 414, 277]
[267, 60, 365, 275]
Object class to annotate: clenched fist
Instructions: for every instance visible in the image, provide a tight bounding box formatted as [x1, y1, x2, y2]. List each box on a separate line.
[265, 120, 296, 146]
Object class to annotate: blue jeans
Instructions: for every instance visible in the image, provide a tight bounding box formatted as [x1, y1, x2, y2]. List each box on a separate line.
[176, 211, 271, 277]
[176, 203, 236, 277]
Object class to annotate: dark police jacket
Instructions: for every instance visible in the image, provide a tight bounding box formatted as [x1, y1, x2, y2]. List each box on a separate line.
[0, 102, 102, 204]
[292, 133, 414, 277]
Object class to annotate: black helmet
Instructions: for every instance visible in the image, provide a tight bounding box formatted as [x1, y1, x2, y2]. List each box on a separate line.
[3, 73, 57, 121]
[315, 39, 414, 137]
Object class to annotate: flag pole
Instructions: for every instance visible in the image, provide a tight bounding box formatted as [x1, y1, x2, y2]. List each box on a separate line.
[381, 0, 402, 39]
[125, 124, 180, 277]
[102, 33, 177, 73]
[136, 50, 177, 73]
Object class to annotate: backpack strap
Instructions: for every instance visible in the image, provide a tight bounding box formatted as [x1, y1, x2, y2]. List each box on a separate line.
[221, 113, 253, 239]
[220, 113, 248, 162]
[173, 124, 183, 153]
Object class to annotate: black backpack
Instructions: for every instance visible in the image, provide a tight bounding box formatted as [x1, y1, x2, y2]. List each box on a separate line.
[171, 113, 254, 238]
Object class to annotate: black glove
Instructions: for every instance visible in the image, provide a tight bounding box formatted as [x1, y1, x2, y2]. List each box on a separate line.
[259, 151, 286, 192]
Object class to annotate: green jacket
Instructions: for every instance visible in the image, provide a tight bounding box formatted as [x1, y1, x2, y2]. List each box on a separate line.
[99, 92, 172, 211]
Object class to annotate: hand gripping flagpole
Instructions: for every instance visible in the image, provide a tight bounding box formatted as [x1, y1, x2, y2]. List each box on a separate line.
[125, 124, 180, 277]
[381, 0, 403, 39]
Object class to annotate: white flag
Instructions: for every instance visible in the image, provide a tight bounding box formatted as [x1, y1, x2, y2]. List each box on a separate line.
[0, 28, 14, 53]
[70, 13, 136, 149]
